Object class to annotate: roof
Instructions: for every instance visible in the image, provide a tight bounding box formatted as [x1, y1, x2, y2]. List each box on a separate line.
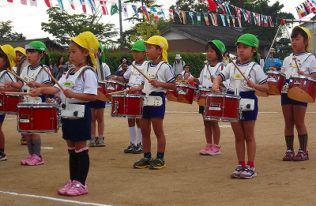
[0, 38, 64, 51]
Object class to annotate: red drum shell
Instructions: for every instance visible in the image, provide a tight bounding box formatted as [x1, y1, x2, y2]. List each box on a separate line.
[288, 75, 316, 103]
[0, 92, 22, 114]
[111, 94, 143, 118]
[267, 71, 286, 95]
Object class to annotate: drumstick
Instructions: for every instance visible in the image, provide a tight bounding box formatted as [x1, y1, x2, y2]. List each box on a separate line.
[4, 91, 31, 96]
[293, 56, 301, 72]
[6, 69, 28, 84]
[131, 64, 151, 81]
[228, 57, 248, 81]
[42, 67, 65, 93]
[106, 89, 128, 96]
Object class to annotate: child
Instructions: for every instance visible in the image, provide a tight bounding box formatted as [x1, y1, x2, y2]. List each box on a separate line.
[133, 35, 176, 169]
[0, 44, 18, 161]
[176, 64, 194, 81]
[191, 40, 226, 155]
[213, 34, 269, 179]
[280, 26, 316, 161]
[30, 31, 98, 196]
[10, 41, 51, 166]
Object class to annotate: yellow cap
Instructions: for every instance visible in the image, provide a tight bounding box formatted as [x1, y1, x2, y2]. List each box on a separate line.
[298, 26, 311, 52]
[71, 31, 99, 69]
[0, 44, 16, 69]
[145, 35, 169, 62]
[15, 47, 26, 56]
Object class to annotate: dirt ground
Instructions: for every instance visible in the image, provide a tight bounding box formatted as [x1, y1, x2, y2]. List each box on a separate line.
[1, 95, 316, 206]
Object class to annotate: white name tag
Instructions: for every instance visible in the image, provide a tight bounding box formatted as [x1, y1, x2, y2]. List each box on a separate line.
[143, 96, 163, 107]
[239, 98, 255, 111]
[61, 103, 85, 119]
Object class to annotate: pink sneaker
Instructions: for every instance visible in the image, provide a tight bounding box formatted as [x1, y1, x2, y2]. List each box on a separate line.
[199, 144, 212, 155]
[20, 155, 33, 165]
[209, 144, 222, 156]
[58, 180, 73, 195]
[25, 154, 44, 166]
[65, 180, 88, 196]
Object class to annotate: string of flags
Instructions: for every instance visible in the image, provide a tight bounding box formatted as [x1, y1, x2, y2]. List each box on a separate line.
[296, 0, 316, 19]
[5, 0, 275, 28]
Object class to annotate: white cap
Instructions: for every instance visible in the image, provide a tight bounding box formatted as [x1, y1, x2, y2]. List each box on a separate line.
[175, 54, 181, 59]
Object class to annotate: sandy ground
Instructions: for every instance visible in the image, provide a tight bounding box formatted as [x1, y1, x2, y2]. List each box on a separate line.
[1, 95, 316, 206]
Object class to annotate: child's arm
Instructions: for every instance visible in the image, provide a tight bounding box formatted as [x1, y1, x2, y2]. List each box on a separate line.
[29, 86, 59, 96]
[149, 79, 176, 90]
[212, 76, 223, 92]
[247, 80, 269, 92]
[63, 90, 96, 101]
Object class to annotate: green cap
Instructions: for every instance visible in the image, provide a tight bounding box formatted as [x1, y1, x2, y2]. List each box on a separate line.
[131, 40, 146, 52]
[236, 33, 259, 48]
[25, 41, 47, 51]
[209, 40, 226, 54]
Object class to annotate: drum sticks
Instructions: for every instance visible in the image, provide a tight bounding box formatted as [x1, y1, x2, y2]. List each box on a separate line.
[6, 69, 28, 84]
[131, 64, 151, 81]
[42, 67, 66, 93]
[293, 56, 301, 72]
[228, 57, 248, 81]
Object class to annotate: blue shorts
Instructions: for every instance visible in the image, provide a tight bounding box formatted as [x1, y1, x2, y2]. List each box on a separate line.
[281, 93, 307, 107]
[228, 91, 258, 121]
[0, 114, 5, 122]
[142, 92, 166, 119]
[89, 100, 106, 109]
[198, 106, 204, 114]
[61, 103, 91, 141]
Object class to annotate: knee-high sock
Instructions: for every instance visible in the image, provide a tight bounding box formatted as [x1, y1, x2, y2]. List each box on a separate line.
[68, 148, 77, 181]
[129, 126, 137, 145]
[298, 134, 308, 152]
[136, 127, 142, 145]
[285, 135, 294, 151]
[27, 139, 33, 155]
[32, 139, 41, 156]
[75, 148, 90, 185]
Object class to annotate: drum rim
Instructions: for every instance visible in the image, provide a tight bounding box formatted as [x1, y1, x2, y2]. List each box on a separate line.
[106, 80, 126, 86]
[17, 103, 60, 108]
[290, 75, 316, 82]
[267, 71, 286, 77]
[206, 93, 241, 99]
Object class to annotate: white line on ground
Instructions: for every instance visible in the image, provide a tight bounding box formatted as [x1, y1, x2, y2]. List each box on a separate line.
[0, 191, 112, 206]
[166, 111, 316, 114]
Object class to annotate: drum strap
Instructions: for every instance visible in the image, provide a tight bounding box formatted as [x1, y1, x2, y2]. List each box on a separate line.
[143, 61, 165, 95]
[0, 70, 14, 82]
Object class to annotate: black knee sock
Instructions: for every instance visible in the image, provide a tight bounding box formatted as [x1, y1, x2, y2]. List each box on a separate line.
[285, 135, 294, 151]
[76, 150, 90, 185]
[68, 149, 77, 181]
[298, 134, 308, 152]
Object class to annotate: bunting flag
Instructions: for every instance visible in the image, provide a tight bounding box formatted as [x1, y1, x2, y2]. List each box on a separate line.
[231, 16, 236, 27]
[196, 12, 202, 25]
[123, 4, 128, 17]
[306, 0, 316, 12]
[131, 5, 139, 18]
[174, 9, 182, 23]
[29, 0, 37, 6]
[219, 14, 226, 26]
[211, 13, 218, 26]
[99, 0, 108, 15]
[160, 8, 166, 19]
[226, 15, 231, 27]
[142, 5, 149, 20]
[20, 0, 27, 5]
[203, 12, 210, 26]
[296, 4, 308, 18]
[111, 3, 119, 15]
[188, 11, 195, 24]
[69, 0, 75, 10]
[169, 9, 174, 22]
[44, 0, 51, 8]
[87, 0, 96, 13]
[7, 0, 13, 3]
[80, 0, 87, 13]
[57, 0, 64, 10]
[207, 0, 217, 12]
[268, 16, 274, 27]
[180, 11, 187, 24]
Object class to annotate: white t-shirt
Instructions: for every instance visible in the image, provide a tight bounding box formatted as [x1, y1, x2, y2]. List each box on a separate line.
[0, 70, 16, 85]
[143, 61, 175, 94]
[56, 66, 98, 103]
[281, 52, 316, 79]
[102, 62, 111, 79]
[173, 60, 186, 76]
[179, 70, 194, 80]
[199, 63, 224, 88]
[20, 64, 51, 92]
[123, 61, 147, 86]
[219, 61, 267, 92]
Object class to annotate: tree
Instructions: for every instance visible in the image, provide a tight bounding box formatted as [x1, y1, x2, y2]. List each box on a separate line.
[0, 21, 26, 41]
[41, 7, 117, 46]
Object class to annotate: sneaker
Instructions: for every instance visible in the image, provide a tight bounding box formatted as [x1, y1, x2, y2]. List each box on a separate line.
[209, 144, 222, 156]
[25, 154, 44, 166]
[293, 150, 309, 161]
[239, 166, 257, 179]
[124, 144, 135, 153]
[133, 157, 152, 169]
[131, 144, 143, 154]
[231, 165, 245, 178]
[57, 180, 73, 195]
[65, 180, 88, 196]
[149, 158, 166, 170]
[0, 152, 7, 161]
[20, 137, 27, 145]
[20, 155, 33, 165]
[282, 150, 295, 161]
[199, 144, 212, 155]
[95, 137, 105, 147]
[89, 137, 97, 147]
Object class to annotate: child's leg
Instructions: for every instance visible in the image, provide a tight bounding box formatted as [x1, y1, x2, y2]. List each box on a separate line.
[0, 122, 5, 154]
[74, 141, 89, 185]
[90, 108, 97, 138]
[128, 118, 137, 146]
[231, 122, 246, 165]
[210, 121, 220, 145]
[96, 108, 105, 138]
[141, 119, 151, 157]
[66, 141, 77, 181]
[282, 105, 295, 150]
[241, 121, 256, 166]
[203, 120, 213, 144]
[152, 118, 165, 157]
[136, 118, 142, 145]
[293, 105, 308, 160]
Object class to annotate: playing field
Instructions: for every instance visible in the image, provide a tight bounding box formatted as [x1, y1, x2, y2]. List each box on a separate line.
[1, 95, 316, 206]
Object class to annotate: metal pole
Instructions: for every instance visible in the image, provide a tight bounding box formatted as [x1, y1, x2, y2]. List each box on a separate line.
[264, 24, 283, 63]
[141, 0, 145, 22]
[118, 0, 123, 46]
[282, 19, 316, 24]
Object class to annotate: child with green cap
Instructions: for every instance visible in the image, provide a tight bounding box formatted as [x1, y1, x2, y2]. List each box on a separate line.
[190, 39, 226, 156]
[213, 33, 269, 179]
[10, 40, 52, 166]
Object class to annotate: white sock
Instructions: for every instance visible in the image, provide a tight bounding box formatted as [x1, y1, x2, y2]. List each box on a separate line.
[128, 126, 137, 145]
[136, 127, 142, 145]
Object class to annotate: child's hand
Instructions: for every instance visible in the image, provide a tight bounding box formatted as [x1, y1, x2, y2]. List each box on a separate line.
[129, 85, 142, 92]
[298, 70, 307, 76]
[63, 89, 75, 98]
[247, 79, 256, 88]
[212, 84, 220, 92]
[149, 79, 161, 87]
[29, 88, 42, 97]
[26, 81, 38, 88]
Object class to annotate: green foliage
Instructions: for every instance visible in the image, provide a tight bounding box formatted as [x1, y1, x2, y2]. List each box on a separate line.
[41, 7, 117, 46]
[0, 21, 25, 41]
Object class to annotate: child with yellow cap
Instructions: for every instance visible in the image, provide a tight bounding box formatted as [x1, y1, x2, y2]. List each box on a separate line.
[213, 33, 269, 179]
[10, 41, 52, 166]
[133, 35, 176, 169]
[30, 31, 98, 196]
[280, 26, 316, 161]
[0, 44, 19, 161]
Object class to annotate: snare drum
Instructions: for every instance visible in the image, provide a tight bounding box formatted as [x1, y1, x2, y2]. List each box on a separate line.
[17, 102, 60, 133]
[288, 75, 316, 103]
[166, 90, 178, 102]
[176, 82, 196, 104]
[204, 93, 241, 122]
[0, 92, 22, 114]
[105, 80, 126, 93]
[195, 87, 212, 106]
[267, 71, 286, 95]
[111, 94, 143, 118]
